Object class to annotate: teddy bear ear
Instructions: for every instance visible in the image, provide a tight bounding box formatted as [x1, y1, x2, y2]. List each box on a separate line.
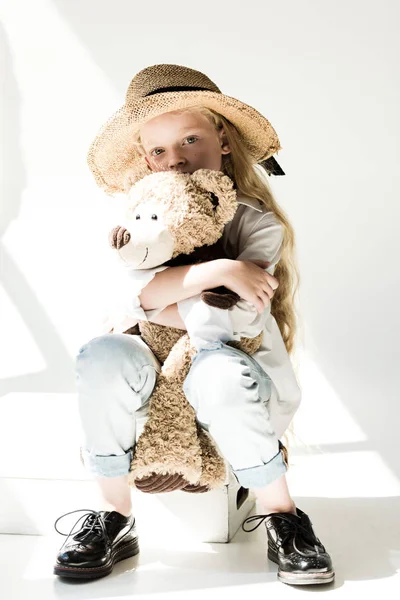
[123, 163, 153, 193]
[190, 169, 237, 226]
[190, 169, 232, 196]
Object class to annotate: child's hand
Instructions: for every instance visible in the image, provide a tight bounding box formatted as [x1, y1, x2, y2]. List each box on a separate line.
[219, 259, 279, 314]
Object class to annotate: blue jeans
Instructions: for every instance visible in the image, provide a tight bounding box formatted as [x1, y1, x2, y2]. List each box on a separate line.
[76, 334, 287, 489]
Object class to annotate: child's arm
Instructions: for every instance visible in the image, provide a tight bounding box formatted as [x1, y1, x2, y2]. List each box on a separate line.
[149, 303, 186, 330]
[139, 258, 277, 314]
[176, 211, 284, 347]
[139, 262, 222, 310]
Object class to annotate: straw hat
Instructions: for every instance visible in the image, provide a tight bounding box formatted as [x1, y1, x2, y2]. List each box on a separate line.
[87, 64, 285, 195]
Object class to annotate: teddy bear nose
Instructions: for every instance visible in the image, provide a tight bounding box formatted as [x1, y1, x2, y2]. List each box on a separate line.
[109, 226, 131, 249]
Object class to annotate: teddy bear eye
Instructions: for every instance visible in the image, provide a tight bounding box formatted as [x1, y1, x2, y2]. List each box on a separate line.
[135, 214, 140, 220]
[151, 214, 158, 220]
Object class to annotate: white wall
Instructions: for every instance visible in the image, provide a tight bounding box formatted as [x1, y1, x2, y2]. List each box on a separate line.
[1, 1, 399, 484]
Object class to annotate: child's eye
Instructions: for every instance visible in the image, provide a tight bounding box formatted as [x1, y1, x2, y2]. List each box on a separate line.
[151, 137, 197, 156]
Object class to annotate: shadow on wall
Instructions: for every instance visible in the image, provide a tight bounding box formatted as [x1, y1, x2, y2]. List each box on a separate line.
[52, 0, 206, 91]
[0, 21, 75, 397]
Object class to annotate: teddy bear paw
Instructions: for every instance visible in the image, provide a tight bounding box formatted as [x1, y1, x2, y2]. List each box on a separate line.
[134, 472, 189, 493]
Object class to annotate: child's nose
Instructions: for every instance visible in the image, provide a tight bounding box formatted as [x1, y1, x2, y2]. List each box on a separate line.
[168, 151, 187, 170]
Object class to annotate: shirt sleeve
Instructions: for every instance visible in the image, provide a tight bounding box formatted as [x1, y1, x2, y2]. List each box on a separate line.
[177, 296, 236, 349]
[227, 211, 284, 337]
[102, 264, 169, 334]
[122, 266, 170, 321]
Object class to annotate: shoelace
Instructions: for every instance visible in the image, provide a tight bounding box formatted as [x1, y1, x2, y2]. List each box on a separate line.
[242, 512, 322, 550]
[54, 509, 111, 552]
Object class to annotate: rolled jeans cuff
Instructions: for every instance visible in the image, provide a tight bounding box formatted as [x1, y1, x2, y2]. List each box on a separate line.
[232, 447, 288, 489]
[81, 448, 133, 477]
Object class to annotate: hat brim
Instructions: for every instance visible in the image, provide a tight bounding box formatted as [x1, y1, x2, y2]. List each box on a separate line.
[87, 90, 282, 195]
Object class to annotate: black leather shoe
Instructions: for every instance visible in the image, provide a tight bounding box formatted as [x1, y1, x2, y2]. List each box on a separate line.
[54, 509, 139, 580]
[242, 507, 334, 585]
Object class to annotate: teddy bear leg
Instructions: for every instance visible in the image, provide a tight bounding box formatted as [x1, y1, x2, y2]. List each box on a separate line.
[129, 374, 203, 492]
[133, 472, 189, 493]
[181, 426, 227, 492]
[180, 483, 210, 493]
[227, 331, 264, 356]
[129, 333, 229, 494]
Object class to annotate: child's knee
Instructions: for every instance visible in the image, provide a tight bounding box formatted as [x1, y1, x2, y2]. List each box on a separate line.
[183, 347, 260, 410]
[75, 334, 152, 385]
[75, 335, 124, 382]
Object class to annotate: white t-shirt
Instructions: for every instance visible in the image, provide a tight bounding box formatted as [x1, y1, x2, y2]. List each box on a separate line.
[104, 192, 301, 438]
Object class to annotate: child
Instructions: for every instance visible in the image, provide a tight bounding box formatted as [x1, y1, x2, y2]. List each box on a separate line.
[53, 64, 334, 586]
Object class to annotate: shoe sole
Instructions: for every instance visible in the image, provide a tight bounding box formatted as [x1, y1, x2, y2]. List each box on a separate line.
[268, 548, 335, 586]
[54, 537, 140, 580]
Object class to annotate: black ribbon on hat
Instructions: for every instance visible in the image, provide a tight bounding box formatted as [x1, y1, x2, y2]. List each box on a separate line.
[259, 156, 285, 176]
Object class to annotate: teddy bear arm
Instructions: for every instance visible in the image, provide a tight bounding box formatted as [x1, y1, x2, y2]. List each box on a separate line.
[201, 287, 240, 309]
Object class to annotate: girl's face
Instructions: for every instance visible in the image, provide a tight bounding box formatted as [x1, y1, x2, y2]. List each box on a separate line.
[140, 110, 231, 174]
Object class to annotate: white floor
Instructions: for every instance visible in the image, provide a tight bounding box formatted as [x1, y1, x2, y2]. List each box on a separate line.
[2, 464, 400, 599]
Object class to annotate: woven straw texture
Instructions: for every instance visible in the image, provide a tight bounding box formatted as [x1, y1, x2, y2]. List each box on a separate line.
[87, 64, 282, 194]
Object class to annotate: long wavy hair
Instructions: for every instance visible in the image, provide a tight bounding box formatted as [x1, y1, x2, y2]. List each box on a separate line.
[133, 106, 301, 356]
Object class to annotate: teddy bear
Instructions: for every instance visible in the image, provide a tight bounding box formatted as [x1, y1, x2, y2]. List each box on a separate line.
[107, 168, 263, 494]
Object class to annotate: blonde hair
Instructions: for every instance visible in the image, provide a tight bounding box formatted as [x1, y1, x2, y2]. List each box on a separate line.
[133, 106, 301, 355]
